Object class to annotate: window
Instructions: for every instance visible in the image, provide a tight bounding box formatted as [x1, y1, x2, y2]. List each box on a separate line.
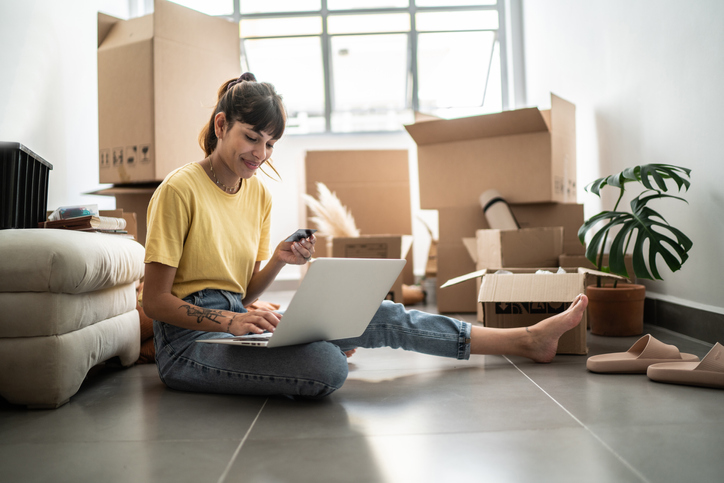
[171, 0, 513, 134]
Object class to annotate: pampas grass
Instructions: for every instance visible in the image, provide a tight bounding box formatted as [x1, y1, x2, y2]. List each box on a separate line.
[303, 182, 360, 238]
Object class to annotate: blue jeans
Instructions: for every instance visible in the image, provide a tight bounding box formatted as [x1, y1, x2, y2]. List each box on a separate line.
[154, 289, 472, 399]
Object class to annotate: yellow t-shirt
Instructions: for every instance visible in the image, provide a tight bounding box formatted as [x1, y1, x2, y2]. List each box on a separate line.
[144, 162, 272, 301]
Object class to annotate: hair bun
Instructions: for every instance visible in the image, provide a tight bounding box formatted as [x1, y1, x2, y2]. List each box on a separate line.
[226, 72, 257, 92]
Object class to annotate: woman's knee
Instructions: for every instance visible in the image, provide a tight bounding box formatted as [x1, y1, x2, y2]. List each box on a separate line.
[296, 342, 349, 397]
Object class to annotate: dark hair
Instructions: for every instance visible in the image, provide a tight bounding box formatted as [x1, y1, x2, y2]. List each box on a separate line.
[199, 73, 286, 178]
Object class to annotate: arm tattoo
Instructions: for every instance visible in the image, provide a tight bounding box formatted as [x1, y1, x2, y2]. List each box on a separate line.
[179, 304, 229, 325]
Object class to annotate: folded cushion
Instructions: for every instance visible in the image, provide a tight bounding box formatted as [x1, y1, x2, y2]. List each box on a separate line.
[0, 282, 137, 337]
[0, 229, 144, 294]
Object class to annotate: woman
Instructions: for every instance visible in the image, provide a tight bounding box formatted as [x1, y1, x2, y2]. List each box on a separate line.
[142, 73, 588, 399]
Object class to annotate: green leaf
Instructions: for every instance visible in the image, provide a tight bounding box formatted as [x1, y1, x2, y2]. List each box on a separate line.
[580, 164, 692, 281]
[584, 164, 691, 196]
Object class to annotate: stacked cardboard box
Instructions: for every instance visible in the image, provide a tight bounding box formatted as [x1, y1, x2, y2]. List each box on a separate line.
[405, 93, 585, 313]
[94, 0, 240, 244]
[301, 150, 415, 288]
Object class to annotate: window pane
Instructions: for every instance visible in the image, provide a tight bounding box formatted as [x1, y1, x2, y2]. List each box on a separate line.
[240, 0, 320, 14]
[330, 34, 410, 132]
[416, 10, 498, 31]
[242, 37, 326, 134]
[241, 17, 322, 37]
[416, 0, 496, 6]
[328, 0, 410, 9]
[417, 31, 499, 111]
[168, 0, 233, 16]
[327, 13, 410, 34]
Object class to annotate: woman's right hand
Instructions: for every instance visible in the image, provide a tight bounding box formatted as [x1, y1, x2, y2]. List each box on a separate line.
[227, 310, 282, 336]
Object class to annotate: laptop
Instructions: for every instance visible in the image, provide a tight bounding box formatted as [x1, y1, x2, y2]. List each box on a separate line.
[197, 257, 406, 348]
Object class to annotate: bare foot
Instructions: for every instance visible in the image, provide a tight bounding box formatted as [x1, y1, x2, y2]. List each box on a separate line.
[344, 348, 357, 358]
[525, 294, 588, 363]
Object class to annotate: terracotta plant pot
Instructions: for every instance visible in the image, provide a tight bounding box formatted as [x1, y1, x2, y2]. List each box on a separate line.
[586, 283, 646, 336]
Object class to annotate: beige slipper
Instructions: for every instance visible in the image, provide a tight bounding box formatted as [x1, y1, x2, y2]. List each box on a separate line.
[647, 342, 724, 389]
[587, 334, 700, 374]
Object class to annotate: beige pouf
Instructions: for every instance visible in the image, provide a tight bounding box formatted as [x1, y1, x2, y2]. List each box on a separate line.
[0, 229, 145, 408]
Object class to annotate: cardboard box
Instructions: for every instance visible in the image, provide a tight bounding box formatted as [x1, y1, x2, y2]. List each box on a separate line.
[471, 227, 564, 270]
[302, 150, 414, 284]
[97, 0, 240, 184]
[330, 235, 413, 304]
[442, 267, 619, 355]
[88, 184, 159, 246]
[514, 203, 584, 256]
[405, 93, 576, 207]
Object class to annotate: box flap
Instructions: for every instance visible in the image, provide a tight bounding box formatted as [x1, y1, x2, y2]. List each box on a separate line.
[98, 13, 153, 50]
[551, 93, 576, 131]
[576, 267, 629, 282]
[98, 12, 122, 47]
[440, 269, 488, 289]
[404, 107, 549, 146]
[414, 111, 443, 122]
[478, 271, 584, 303]
[154, 0, 235, 49]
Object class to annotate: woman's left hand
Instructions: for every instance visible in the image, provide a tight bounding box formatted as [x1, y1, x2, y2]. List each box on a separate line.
[277, 234, 316, 265]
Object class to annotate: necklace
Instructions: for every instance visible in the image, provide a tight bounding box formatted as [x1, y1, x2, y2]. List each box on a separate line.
[208, 157, 241, 193]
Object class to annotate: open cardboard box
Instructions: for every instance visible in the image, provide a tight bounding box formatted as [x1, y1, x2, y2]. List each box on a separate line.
[405, 93, 577, 208]
[330, 235, 412, 305]
[442, 267, 627, 355]
[97, 0, 239, 184]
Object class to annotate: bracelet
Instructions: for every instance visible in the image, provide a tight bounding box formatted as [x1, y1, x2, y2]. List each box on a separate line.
[226, 319, 234, 334]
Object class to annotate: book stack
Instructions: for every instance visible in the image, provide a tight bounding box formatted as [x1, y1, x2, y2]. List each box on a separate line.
[39, 206, 137, 240]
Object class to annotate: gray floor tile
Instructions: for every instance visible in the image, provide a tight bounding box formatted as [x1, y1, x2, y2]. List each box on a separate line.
[0, 440, 235, 483]
[0, 364, 265, 445]
[591, 421, 724, 483]
[247, 348, 582, 442]
[229, 427, 645, 483]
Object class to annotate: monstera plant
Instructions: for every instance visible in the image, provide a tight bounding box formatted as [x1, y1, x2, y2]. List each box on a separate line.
[577, 164, 693, 336]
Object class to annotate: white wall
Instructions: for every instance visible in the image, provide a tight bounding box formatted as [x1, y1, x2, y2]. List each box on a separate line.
[0, 0, 116, 212]
[522, 0, 724, 313]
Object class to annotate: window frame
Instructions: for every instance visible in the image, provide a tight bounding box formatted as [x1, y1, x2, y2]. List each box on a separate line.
[224, 0, 517, 133]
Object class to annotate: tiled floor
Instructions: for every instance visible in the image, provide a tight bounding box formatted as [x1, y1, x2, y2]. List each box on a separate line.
[1, 291, 722, 483]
